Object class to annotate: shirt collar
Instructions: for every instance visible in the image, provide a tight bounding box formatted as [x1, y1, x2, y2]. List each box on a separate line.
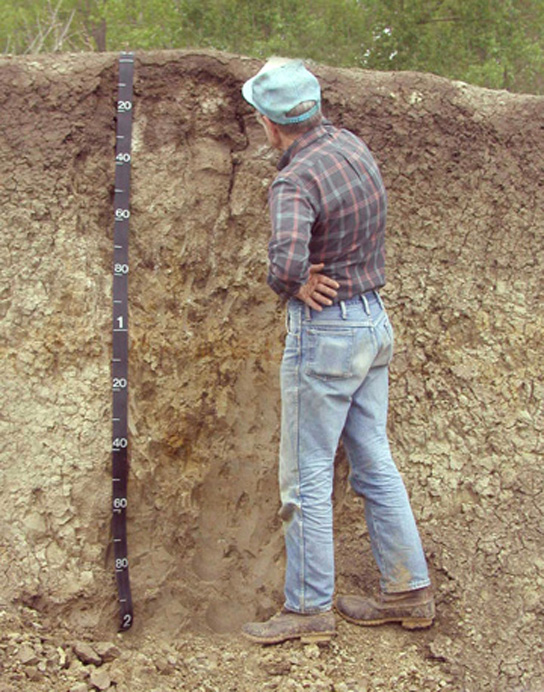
[277, 121, 332, 170]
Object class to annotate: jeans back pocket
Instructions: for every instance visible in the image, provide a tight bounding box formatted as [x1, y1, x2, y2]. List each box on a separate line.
[305, 327, 354, 380]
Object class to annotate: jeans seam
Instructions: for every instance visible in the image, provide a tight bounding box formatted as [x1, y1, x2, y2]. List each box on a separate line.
[344, 445, 390, 583]
[295, 324, 304, 612]
[365, 497, 389, 584]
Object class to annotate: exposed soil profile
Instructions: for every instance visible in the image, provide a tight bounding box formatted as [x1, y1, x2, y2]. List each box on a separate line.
[0, 50, 543, 691]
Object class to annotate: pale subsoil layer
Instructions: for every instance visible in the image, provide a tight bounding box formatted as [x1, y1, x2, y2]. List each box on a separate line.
[0, 51, 543, 691]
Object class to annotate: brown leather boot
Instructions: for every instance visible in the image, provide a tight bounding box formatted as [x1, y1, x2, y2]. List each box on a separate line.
[335, 586, 435, 629]
[241, 608, 336, 644]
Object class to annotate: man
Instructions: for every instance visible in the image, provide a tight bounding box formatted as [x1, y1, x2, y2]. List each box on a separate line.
[241, 58, 434, 645]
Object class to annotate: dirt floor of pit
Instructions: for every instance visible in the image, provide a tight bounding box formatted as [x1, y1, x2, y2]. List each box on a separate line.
[0, 601, 481, 692]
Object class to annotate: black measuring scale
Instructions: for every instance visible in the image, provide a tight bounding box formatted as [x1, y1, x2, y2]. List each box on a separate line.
[111, 51, 134, 632]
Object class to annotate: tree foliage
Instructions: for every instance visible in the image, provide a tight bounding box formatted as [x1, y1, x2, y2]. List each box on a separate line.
[1, 0, 543, 94]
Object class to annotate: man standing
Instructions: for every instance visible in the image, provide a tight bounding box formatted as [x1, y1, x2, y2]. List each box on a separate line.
[241, 58, 434, 645]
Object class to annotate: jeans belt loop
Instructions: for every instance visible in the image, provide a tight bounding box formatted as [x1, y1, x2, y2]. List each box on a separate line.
[287, 299, 302, 333]
[340, 300, 347, 320]
[361, 293, 370, 316]
[290, 301, 303, 333]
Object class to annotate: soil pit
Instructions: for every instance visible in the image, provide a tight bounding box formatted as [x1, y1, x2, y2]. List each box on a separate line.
[0, 50, 543, 691]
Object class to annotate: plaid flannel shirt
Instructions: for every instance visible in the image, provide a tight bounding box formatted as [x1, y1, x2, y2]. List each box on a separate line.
[267, 121, 387, 301]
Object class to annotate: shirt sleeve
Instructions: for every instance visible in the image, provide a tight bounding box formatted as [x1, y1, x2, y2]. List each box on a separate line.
[267, 177, 317, 298]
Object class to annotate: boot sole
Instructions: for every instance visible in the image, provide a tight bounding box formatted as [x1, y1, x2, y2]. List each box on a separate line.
[337, 610, 433, 630]
[242, 629, 336, 645]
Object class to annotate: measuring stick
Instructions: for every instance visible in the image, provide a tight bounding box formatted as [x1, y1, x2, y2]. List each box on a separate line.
[111, 51, 134, 632]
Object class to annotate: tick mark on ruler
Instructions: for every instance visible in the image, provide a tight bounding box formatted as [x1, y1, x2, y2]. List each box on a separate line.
[116, 135, 125, 139]
[114, 329, 128, 333]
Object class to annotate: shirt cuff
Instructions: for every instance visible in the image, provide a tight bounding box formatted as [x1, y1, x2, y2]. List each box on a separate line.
[267, 272, 301, 299]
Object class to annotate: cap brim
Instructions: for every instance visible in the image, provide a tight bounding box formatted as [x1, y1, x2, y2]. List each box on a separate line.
[242, 77, 257, 110]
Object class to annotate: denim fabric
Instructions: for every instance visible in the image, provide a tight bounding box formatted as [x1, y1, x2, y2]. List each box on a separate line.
[279, 291, 430, 613]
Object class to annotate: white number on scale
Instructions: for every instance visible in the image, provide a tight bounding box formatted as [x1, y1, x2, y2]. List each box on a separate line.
[115, 557, 129, 569]
[117, 101, 132, 112]
[122, 614, 132, 628]
[113, 498, 128, 510]
[116, 153, 131, 162]
[115, 208, 130, 219]
[114, 264, 129, 275]
[113, 377, 127, 389]
[112, 437, 128, 448]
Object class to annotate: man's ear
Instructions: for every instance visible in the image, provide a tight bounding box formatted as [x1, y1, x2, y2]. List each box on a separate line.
[261, 115, 275, 134]
[261, 115, 282, 150]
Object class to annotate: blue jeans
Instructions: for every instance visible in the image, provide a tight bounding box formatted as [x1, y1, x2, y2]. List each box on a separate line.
[279, 291, 431, 614]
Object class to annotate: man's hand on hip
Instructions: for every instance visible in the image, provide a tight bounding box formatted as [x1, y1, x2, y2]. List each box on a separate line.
[295, 264, 339, 311]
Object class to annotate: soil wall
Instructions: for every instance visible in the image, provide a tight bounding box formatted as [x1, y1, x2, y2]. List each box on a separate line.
[0, 50, 542, 691]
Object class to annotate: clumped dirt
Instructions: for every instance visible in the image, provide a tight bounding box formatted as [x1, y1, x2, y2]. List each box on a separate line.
[0, 50, 543, 691]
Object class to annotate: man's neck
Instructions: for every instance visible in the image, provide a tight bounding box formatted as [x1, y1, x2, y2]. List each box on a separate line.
[278, 131, 297, 152]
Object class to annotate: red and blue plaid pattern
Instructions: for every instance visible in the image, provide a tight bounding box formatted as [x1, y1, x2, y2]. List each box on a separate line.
[267, 122, 387, 301]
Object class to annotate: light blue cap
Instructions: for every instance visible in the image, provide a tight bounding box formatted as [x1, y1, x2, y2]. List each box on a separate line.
[242, 58, 321, 125]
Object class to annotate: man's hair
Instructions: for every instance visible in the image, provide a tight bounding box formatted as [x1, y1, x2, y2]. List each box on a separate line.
[276, 101, 322, 136]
